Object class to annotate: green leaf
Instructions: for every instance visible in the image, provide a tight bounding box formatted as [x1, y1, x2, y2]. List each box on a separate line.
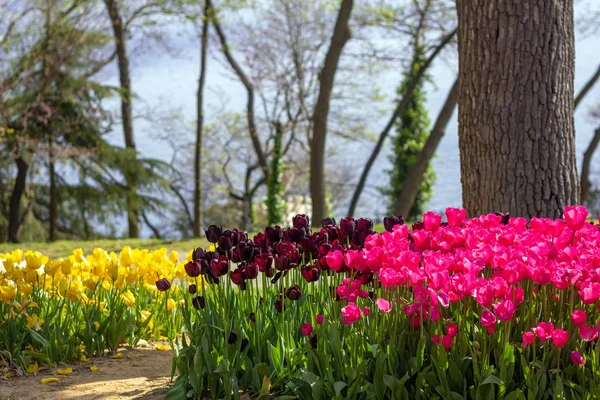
[481, 375, 503, 386]
[504, 389, 526, 400]
[164, 377, 187, 400]
[334, 381, 347, 397]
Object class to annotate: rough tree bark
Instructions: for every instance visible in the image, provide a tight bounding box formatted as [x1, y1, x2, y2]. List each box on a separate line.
[456, 0, 579, 218]
[194, 1, 209, 237]
[346, 29, 456, 217]
[104, 0, 140, 238]
[310, 0, 353, 226]
[393, 78, 458, 217]
[8, 157, 28, 243]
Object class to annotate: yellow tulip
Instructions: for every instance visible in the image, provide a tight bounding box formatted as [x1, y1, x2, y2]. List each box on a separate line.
[140, 310, 153, 329]
[27, 361, 39, 374]
[26, 314, 44, 329]
[25, 251, 46, 270]
[121, 290, 136, 307]
[167, 298, 176, 311]
[61, 258, 73, 275]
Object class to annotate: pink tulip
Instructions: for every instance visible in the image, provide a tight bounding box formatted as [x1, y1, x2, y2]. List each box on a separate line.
[423, 211, 442, 232]
[446, 323, 458, 337]
[493, 299, 515, 322]
[445, 207, 467, 227]
[363, 307, 371, 317]
[376, 298, 392, 313]
[480, 309, 496, 327]
[571, 310, 587, 327]
[552, 329, 568, 347]
[341, 303, 361, 325]
[326, 250, 344, 271]
[316, 314, 324, 325]
[579, 325, 599, 342]
[301, 323, 313, 337]
[432, 334, 442, 345]
[442, 335, 454, 351]
[571, 351, 585, 366]
[522, 331, 535, 348]
[534, 322, 554, 341]
[563, 206, 588, 231]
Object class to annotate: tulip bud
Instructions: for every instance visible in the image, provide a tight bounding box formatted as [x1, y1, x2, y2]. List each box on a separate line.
[204, 225, 222, 243]
[228, 330, 238, 344]
[192, 296, 205, 310]
[184, 261, 201, 278]
[188, 284, 197, 294]
[155, 278, 171, 292]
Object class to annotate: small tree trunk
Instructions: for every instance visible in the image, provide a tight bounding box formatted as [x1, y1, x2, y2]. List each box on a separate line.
[48, 130, 57, 241]
[194, 2, 210, 237]
[394, 79, 458, 217]
[104, 0, 139, 238]
[8, 157, 28, 243]
[310, 0, 353, 226]
[580, 126, 600, 204]
[456, 0, 579, 218]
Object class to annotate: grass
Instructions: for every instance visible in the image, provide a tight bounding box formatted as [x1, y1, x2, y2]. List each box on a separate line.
[1, 238, 210, 259]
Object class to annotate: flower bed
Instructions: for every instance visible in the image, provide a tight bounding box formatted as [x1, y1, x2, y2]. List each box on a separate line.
[0, 246, 191, 374]
[170, 207, 600, 399]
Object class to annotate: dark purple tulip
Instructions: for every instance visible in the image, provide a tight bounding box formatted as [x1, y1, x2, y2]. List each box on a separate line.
[237, 241, 253, 262]
[310, 334, 318, 349]
[249, 312, 256, 323]
[301, 265, 320, 283]
[287, 228, 305, 243]
[383, 216, 404, 232]
[245, 263, 259, 279]
[318, 243, 332, 257]
[184, 260, 201, 278]
[255, 253, 273, 272]
[155, 278, 171, 292]
[189, 284, 197, 294]
[356, 271, 374, 285]
[205, 225, 222, 243]
[192, 247, 205, 261]
[265, 268, 274, 278]
[192, 295, 205, 309]
[254, 232, 268, 249]
[356, 218, 374, 232]
[274, 296, 286, 313]
[322, 217, 336, 227]
[293, 214, 310, 230]
[340, 218, 356, 237]
[274, 255, 289, 271]
[230, 249, 240, 263]
[286, 284, 302, 301]
[204, 251, 219, 261]
[412, 221, 424, 231]
[241, 338, 249, 352]
[231, 229, 248, 246]
[199, 259, 210, 275]
[228, 330, 238, 344]
[302, 238, 318, 256]
[230, 267, 246, 286]
[210, 256, 229, 277]
[494, 212, 511, 225]
[218, 231, 233, 251]
[265, 226, 284, 243]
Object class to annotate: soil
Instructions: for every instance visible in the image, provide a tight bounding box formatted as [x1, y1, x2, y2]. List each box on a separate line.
[0, 343, 174, 400]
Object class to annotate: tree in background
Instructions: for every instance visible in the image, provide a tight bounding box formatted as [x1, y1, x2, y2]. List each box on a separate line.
[266, 122, 286, 225]
[456, 0, 579, 218]
[383, 45, 434, 220]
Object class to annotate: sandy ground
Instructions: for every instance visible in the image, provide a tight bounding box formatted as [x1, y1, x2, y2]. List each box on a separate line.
[0, 343, 174, 400]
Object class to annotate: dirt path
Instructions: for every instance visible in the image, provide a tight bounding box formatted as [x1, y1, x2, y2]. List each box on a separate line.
[0, 343, 174, 400]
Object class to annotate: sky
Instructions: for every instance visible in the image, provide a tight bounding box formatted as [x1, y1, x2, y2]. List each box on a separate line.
[101, 9, 600, 228]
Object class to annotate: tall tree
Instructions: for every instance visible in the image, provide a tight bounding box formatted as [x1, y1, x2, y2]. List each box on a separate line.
[194, 1, 210, 237]
[393, 78, 458, 217]
[310, 0, 353, 226]
[103, 0, 139, 238]
[456, 0, 579, 218]
[384, 45, 434, 220]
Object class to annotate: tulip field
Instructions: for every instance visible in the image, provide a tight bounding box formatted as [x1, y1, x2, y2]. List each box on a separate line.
[3, 207, 600, 399]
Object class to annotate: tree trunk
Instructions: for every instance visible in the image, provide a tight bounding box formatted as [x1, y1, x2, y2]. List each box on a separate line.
[48, 130, 57, 242]
[104, 0, 139, 238]
[580, 126, 600, 203]
[8, 157, 28, 243]
[194, 2, 209, 237]
[574, 63, 600, 109]
[310, 0, 353, 226]
[211, 0, 268, 178]
[456, 0, 579, 218]
[346, 29, 456, 217]
[394, 78, 458, 217]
